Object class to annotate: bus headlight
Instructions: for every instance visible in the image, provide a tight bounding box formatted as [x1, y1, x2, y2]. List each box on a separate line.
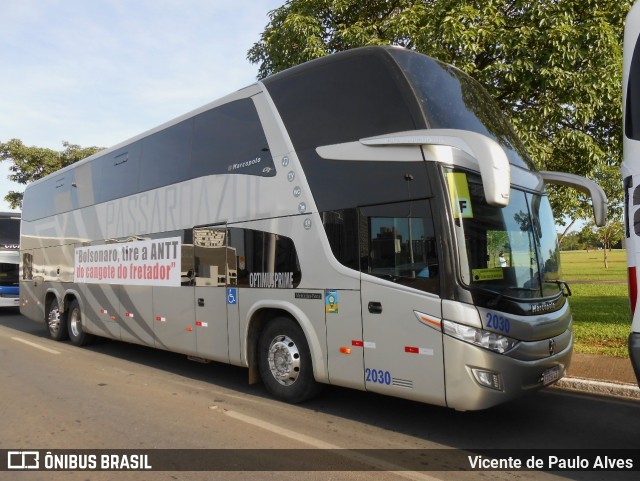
[442, 320, 518, 354]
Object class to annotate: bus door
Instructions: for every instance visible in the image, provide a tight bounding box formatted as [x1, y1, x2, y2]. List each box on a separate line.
[359, 201, 446, 405]
[193, 226, 233, 363]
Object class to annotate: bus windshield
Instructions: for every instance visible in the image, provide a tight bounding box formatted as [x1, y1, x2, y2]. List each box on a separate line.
[447, 168, 561, 299]
[0, 251, 19, 278]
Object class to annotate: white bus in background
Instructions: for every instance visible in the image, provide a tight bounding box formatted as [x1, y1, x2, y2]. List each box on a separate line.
[0, 212, 20, 308]
[622, 0, 640, 386]
[20, 46, 606, 411]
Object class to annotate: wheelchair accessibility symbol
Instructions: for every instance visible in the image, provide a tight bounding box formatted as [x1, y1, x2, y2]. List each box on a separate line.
[227, 288, 237, 305]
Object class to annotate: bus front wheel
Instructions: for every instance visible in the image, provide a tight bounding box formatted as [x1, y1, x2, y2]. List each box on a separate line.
[47, 298, 69, 341]
[258, 317, 321, 403]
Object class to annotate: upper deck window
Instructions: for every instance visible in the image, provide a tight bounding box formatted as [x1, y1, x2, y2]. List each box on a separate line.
[192, 99, 275, 179]
[627, 38, 640, 141]
[388, 48, 535, 170]
[22, 98, 274, 221]
[262, 49, 420, 153]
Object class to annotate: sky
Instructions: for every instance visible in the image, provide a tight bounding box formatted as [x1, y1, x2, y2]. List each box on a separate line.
[0, 0, 284, 213]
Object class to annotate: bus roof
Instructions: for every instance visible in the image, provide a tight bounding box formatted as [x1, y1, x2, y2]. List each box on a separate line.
[262, 46, 534, 171]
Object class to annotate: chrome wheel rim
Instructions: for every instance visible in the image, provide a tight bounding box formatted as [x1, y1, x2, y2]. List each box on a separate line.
[48, 306, 61, 334]
[70, 308, 81, 338]
[267, 334, 300, 386]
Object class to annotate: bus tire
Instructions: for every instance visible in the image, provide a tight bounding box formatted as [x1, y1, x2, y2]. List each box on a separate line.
[67, 299, 95, 346]
[258, 317, 321, 403]
[47, 298, 69, 341]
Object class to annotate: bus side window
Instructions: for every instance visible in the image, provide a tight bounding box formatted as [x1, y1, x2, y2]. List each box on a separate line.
[634, 185, 640, 236]
[626, 37, 640, 140]
[193, 227, 230, 287]
[23, 253, 33, 280]
[228, 228, 301, 288]
[358, 200, 440, 295]
[321, 209, 359, 271]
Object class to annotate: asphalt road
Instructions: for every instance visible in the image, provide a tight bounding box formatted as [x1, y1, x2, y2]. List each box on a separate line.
[1, 308, 638, 481]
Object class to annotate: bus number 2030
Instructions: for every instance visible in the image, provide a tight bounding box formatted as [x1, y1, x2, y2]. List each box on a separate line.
[365, 368, 392, 385]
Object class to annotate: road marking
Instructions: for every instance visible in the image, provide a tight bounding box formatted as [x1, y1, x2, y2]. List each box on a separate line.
[225, 409, 338, 448]
[224, 410, 442, 481]
[12, 337, 61, 355]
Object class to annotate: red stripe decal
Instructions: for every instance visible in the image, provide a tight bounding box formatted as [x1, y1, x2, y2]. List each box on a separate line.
[629, 266, 637, 315]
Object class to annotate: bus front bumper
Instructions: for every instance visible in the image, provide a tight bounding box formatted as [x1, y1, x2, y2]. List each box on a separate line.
[443, 334, 572, 411]
[0, 290, 20, 307]
[0, 299, 20, 307]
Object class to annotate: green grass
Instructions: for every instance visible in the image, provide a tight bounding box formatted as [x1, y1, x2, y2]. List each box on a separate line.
[560, 249, 627, 281]
[560, 250, 631, 358]
[565, 283, 630, 357]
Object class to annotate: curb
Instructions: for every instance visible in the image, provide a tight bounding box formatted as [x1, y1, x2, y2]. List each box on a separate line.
[554, 377, 640, 400]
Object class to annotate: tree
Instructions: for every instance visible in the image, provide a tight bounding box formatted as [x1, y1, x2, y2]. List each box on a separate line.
[596, 219, 624, 268]
[249, 0, 630, 225]
[0, 139, 102, 209]
[576, 224, 599, 252]
[558, 231, 581, 251]
[576, 220, 623, 267]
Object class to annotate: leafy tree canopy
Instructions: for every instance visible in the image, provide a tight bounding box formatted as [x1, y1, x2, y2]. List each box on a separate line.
[248, 0, 631, 225]
[0, 139, 102, 209]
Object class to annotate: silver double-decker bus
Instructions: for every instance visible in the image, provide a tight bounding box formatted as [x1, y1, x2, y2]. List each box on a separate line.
[20, 46, 606, 410]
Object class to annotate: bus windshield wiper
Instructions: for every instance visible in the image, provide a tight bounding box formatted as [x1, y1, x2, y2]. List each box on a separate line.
[471, 286, 505, 307]
[475, 286, 540, 307]
[505, 286, 540, 293]
[545, 279, 572, 297]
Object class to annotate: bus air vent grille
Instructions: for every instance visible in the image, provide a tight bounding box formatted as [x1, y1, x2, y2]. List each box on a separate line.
[392, 378, 413, 389]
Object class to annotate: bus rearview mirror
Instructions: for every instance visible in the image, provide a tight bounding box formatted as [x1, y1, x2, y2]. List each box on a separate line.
[539, 171, 608, 227]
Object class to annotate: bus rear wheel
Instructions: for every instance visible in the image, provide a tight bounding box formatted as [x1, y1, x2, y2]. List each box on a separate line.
[47, 298, 69, 341]
[68, 299, 95, 346]
[258, 317, 321, 403]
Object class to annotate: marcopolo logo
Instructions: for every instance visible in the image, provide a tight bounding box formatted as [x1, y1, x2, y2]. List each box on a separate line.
[530, 300, 556, 314]
[227, 157, 262, 172]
